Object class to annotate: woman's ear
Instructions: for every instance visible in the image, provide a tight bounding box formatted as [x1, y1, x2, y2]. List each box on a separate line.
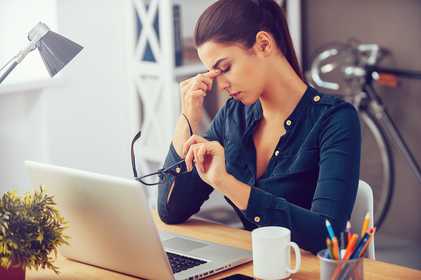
[253, 31, 275, 57]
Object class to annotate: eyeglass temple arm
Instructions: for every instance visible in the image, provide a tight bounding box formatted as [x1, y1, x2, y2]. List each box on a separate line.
[162, 160, 188, 176]
[131, 130, 142, 178]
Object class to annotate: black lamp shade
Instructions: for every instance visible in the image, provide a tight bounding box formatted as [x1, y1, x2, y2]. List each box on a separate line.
[37, 31, 83, 77]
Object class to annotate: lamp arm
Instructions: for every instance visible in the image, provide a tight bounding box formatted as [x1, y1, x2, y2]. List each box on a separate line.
[0, 41, 37, 85]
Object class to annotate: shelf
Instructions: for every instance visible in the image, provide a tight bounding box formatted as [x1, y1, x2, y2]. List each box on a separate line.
[133, 62, 206, 79]
[133, 62, 161, 76]
[175, 63, 207, 78]
[0, 78, 62, 96]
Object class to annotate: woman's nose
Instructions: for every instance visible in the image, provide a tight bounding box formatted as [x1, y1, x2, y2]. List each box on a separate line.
[216, 75, 230, 92]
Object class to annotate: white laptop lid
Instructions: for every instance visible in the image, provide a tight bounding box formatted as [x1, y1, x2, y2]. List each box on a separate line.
[25, 160, 175, 280]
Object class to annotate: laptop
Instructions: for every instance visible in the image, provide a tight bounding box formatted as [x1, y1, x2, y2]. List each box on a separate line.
[25, 161, 252, 280]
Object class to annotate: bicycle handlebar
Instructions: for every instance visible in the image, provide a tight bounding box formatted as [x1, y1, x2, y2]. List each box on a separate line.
[366, 65, 421, 80]
[310, 48, 341, 90]
[309, 43, 383, 91]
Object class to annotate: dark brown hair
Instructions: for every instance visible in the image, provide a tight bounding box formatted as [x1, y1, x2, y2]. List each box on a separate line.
[194, 0, 302, 79]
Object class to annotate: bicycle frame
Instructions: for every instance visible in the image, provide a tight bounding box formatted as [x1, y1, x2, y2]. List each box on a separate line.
[310, 43, 421, 185]
[308, 42, 421, 229]
[363, 66, 421, 184]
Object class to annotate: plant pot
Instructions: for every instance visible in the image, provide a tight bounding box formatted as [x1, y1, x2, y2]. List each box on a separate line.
[0, 266, 25, 280]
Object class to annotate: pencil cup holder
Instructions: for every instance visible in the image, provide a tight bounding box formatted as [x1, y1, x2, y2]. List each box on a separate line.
[318, 249, 364, 280]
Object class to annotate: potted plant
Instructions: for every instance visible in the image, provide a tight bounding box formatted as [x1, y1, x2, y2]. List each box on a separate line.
[0, 186, 69, 279]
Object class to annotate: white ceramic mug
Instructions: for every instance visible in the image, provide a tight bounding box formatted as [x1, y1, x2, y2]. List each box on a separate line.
[252, 226, 301, 280]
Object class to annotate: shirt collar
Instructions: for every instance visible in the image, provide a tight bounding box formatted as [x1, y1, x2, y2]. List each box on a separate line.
[283, 85, 315, 130]
[245, 99, 263, 126]
[244, 84, 316, 131]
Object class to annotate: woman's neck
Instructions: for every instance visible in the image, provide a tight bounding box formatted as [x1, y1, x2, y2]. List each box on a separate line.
[259, 57, 308, 122]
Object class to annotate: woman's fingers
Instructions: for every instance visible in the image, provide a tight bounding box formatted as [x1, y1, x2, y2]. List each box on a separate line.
[179, 69, 221, 127]
[205, 69, 221, 79]
[182, 72, 216, 93]
[182, 135, 208, 157]
[201, 69, 221, 91]
[185, 141, 223, 176]
[196, 144, 207, 173]
[195, 75, 213, 91]
[193, 147, 203, 173]
[184, 145, 195, 172]
[188, 70, 220, 92]
[193, 81, 209, 93]
[190, 90, 206, 97]
[185, 143, 207, 173]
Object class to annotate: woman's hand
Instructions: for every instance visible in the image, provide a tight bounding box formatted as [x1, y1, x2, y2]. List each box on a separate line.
[183, 135, 228, 189]
[179, 69, 221, 130]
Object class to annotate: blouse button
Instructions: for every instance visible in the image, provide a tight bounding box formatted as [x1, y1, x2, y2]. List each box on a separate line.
[274, 150, 280, 157]
[313, 95, 321, 102]
[254, 216, 261, 223]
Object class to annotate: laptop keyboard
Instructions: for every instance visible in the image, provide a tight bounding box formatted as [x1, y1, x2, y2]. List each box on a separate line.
[166, 251, 207, 273]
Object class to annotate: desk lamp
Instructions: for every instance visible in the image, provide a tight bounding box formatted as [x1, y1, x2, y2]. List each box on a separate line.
[0, 22, 83, 84]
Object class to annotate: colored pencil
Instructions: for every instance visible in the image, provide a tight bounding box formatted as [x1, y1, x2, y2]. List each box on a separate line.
[325, 219, 336, 240]
[360, 212, 370, 237]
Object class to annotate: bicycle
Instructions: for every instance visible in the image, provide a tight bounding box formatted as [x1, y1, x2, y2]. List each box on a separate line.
[306, 40, 421, 231]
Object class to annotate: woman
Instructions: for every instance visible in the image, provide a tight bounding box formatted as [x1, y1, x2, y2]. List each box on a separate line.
[158, 0, 361, 254]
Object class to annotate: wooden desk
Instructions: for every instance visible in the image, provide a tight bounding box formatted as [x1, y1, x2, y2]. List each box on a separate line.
[28, 212, 421, 280]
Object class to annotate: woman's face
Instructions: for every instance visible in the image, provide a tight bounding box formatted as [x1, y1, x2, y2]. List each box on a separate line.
[197, 41, 268, 106]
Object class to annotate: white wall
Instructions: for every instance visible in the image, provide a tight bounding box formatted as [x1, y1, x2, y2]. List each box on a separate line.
[44, 0, 136, 177]
[0, 0, 137, 195]
[0, 0, 56, 194]
[0, 90, 49, 194]
[0, 0, 57, 85]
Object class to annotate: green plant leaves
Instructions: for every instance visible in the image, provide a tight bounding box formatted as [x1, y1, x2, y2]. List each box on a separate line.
[0, 186, 69, 274]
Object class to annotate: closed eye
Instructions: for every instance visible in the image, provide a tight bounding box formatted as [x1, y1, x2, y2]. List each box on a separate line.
[220, 66, 231, 73]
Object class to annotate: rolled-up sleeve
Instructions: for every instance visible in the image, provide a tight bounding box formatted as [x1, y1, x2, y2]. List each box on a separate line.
[158, 102, 228, 224]
[241, 103, 361, 254]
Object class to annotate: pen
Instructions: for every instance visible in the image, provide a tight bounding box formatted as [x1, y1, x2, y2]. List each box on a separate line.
[343, 233, 358, 261]
[326, 238, 333, 259]
[337, 229, 376, 280]
[359, 227, 376, 257]
[330, 234, 359, 280]
[345, 221, 351, 245]
[350, 229, 371, 259]
[330, 233, 358, 280]
[361, 212, 370, 237]
[340, 232, 346, 259]
[332, 237, 340, 260]
[325, 219, 336, 240]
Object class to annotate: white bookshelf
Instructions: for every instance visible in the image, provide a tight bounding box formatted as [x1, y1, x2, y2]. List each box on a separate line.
[130, 0, 212, 174]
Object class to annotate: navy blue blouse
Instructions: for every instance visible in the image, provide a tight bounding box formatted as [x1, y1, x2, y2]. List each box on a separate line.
[158, 85, 361, 254]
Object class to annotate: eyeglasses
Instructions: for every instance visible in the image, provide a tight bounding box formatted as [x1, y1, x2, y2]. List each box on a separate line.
[131, 130, 189, 186]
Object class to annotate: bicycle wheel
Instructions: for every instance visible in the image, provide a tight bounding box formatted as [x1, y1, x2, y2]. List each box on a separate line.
[358, 110, 395, 230]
